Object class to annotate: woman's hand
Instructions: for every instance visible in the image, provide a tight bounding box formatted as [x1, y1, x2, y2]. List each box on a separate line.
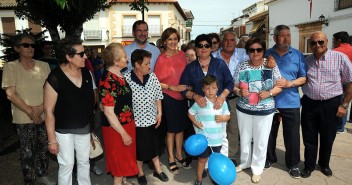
[121, 132, 132, 146]
[240, 89, 249, 97]
[213, 96, 225, 110]
[276, 78, 288, 88]
[155, 114, 162, 129]
[170, 85, 188, 92]
[48, 142, 59, 156]
[194, 94, 207, 108]
[258, 90, 271, 100]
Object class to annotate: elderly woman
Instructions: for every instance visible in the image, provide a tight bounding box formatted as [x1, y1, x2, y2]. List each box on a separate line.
[207, 33, 221, 54]
[233, 37, 282, 183]
[182, 44, 197, 64]
[124, 49, 168, 184]
[180, 34, 233, 113]
[44, 38, 95, 185]
[180, 34, 233, 178]
[154, 27, 190, 174]
[2, 34, 55, 185]
[99, 43, 138, 185]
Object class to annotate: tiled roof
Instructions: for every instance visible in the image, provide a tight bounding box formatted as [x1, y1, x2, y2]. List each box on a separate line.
[0, 0, 16, 8]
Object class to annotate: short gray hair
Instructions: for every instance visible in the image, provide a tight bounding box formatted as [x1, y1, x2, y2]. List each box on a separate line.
[273, 25, 290, 37]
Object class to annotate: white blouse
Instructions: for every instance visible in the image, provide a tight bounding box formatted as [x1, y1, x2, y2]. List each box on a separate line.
[124, 71, 163, 127]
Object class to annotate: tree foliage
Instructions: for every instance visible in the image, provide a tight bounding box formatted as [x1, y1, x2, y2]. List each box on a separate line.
[129, 0, 149, 21]
[14, 0, 110, 42]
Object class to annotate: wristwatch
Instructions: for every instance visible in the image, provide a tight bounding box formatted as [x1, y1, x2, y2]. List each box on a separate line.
[341, 103, 349, 110]
[269, 91, 273, 97]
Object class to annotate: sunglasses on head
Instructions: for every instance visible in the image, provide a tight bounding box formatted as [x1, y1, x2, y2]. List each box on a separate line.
[248, 48, 264, 53]
[74, 51, 85, 58]
[196, 43, 212, 49]
[19, 43, 36, 48]
[310, 40, 325, 46]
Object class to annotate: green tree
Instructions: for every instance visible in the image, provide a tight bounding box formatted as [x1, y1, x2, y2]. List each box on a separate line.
[129, 0, 149, 21]
[14, 0, 109, 41]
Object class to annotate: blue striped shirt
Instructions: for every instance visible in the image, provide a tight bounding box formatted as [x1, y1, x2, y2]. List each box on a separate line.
[188, 97, 230, 146]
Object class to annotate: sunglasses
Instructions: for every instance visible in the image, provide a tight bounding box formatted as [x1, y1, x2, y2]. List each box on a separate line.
[248, 48, 264, 53]
[19, 43, 36, 48]
[74, 51, 85, 58]
[212, 41, 218, 45]
[310, 40, 325, 46]
[196, 44, 212, 49]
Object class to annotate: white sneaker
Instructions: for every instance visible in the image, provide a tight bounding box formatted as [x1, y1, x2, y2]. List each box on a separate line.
[90, 165, 103, 175]
[36, 176, 57, 185]
[236, 166, 243, 173]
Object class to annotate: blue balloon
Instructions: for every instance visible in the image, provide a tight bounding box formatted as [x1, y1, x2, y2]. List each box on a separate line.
[184, 134, 208, 156]
[208, 153, 236, 185]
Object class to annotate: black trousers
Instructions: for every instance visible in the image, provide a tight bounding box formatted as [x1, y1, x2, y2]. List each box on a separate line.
[266, 108, 301, 168]
[301, 95, 340, 171]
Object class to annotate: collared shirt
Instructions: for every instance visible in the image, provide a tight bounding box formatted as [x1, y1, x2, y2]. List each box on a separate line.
[334, 43, 352, 61]
[266, 45, 307, 108]
[188, 97, 230, 146]
[180, 56, 234, 97]
[302, 50, 352, 100]
[212, 47, 249, 76]
[124, 41, 161, 72]
[124, 71, 163, 127]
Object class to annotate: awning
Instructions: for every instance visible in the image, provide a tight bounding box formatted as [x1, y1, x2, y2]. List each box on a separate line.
[249, 20, 265, 34]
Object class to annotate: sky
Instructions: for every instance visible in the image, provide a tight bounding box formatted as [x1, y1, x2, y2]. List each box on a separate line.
[177, 0, 258, 39]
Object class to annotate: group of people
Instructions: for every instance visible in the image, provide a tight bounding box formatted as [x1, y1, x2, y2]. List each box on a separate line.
[2, 19, 352, 185]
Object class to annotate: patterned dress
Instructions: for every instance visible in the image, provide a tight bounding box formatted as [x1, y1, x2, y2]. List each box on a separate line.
[99, 69, 138, 177]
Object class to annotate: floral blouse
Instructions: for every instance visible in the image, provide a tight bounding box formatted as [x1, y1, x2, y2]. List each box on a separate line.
[99, 70, 134, 126]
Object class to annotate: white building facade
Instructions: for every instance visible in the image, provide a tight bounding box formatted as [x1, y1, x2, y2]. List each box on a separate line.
[265, 0, 352, 53]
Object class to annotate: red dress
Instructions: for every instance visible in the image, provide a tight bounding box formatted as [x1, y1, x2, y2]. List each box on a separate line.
[99, 70, 138, 177]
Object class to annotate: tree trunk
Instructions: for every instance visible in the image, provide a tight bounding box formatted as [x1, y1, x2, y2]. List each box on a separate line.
[64, 24, 83, 39]
[46, 26, 61, 43]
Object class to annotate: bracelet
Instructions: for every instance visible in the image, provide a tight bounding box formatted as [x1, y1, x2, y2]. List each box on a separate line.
[192, 93, 197, 99]
[219, 95, 226, 100]
[48, 141, 58, 145]
[167, 85, 171, 90]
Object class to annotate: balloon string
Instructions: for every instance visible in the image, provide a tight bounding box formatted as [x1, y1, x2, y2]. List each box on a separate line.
[195, 115, 214, 153]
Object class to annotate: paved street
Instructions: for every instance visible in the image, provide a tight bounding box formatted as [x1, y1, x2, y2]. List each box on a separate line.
[1, 123, 352, 185]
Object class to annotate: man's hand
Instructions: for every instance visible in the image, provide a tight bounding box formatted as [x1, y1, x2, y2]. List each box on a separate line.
[336, 106, 347, 117]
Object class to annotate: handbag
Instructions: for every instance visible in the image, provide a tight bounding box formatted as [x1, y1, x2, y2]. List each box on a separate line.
[90, 132, 103, 158]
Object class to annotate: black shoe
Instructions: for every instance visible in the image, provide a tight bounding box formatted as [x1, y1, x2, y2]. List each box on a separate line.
[288, 168, 301, 179]
[264, 161, 275, 169]
[300, 168, 312, 178]
[202, 169, 208, 178]
[153, 171, 169, 182]
[194, 180, 202, 185]
[137, 175, 147, 185]
[319, 165, 332, 177]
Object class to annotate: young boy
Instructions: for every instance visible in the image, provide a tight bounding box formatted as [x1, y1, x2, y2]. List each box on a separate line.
[188, 75, 231, 185]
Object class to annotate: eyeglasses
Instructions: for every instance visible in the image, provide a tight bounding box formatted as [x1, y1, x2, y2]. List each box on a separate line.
[196, 44, 212, 49]
[248, 48, 264, 53]
[74, 51, 86, 58]
[19, 43, 36, 48]
[310, 40, 325, 46]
